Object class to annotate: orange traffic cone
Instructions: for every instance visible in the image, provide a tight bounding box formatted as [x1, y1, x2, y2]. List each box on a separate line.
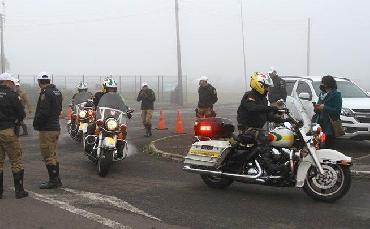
[175, 110, 185, 134]
[66, 106, 72, 120]
[156, 110, 168, 130]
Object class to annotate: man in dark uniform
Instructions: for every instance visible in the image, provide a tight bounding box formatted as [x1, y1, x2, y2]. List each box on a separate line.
[267, 68, 287, 107]
[137, 82, 156, 137]
[0, 73, 28, 199]
[33, 72, 63, 189]
[197, 76, 218, 118]
[237, 72, 290, 175]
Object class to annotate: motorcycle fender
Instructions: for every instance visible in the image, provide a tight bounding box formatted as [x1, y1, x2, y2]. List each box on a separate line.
[315, 149, 352, 164]
[296, 149, 351, 188]
[296, 160, 313, 188]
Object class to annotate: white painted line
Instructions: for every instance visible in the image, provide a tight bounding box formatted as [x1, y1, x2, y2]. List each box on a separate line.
[63, 188, 161, 221]
[28, 190, 130, 229]
[351, 170, 370, 175]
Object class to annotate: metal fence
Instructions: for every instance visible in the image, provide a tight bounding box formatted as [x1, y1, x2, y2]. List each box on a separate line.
[16, 74, 191, 104]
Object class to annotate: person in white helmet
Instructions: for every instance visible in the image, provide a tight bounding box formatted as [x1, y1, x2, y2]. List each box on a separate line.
[137, 82, 156, 137]
[13, 79, 32, 136]
[196, 76, 218, 118]
[0, 72, 28, 199]
[33, 72, 63, 189]
[72, 82, 92, 102]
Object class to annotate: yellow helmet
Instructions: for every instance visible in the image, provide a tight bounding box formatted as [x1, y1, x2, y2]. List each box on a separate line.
[250, 72, 274, 95]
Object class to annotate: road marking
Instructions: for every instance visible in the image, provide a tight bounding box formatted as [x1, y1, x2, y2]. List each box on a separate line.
[63, 188, 161, 221]
[28, 190, 130, 229]
[351, 170, 370, 175]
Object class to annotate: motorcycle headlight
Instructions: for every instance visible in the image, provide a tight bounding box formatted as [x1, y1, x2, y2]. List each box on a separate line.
[79, 110, 87, 118]
[106, 118, 118, 131]
[341, 108, 354, 117]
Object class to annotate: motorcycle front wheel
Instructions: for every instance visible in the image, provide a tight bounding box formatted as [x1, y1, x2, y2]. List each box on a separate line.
[97, 150, 113, 177]
[303, 164, 351, 202]
[201, 175, 234, 189]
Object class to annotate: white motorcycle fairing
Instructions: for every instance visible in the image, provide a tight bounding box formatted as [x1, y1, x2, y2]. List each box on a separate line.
[296, 149, 352, 187]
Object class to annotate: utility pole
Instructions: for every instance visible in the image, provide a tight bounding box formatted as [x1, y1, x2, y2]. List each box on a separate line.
[0, 14, 4, 72]
[240, 0, 247, 90]
[175, 0, 183, 106]
[306, 17, 311, 76]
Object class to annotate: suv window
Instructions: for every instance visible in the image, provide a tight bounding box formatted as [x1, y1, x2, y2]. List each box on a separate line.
[284, 80, 296, 95]
[312, 81, 368, 98]
[296, 81, 312, 98]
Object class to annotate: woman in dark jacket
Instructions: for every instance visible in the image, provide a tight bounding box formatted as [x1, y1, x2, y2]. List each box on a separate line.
[313, 75, 342, 148]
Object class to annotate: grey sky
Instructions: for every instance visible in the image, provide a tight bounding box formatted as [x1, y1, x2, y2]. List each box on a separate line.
[4, 0, 370, 91]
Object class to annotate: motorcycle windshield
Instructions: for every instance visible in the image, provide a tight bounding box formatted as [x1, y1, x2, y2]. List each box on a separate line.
[97, 93, 128, 120]
[73, 92, 93, 105]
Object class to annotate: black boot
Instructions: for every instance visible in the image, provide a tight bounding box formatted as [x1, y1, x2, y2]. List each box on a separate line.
[13, 170, 28, 199]
[0, 172, 3, 199]
[56, 162, 62, 187]
[148, 124, 152, 137]
[39, 164, 60, 189]
[144, 124, 150, 137]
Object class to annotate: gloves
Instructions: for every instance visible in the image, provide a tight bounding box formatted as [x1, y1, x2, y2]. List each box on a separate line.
[267, 106, 279, 113]
[127, 112, 132, 119]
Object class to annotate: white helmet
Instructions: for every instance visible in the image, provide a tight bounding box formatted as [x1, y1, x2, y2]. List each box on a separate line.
[77, 81, 88, 90]
[142, 82, 149, 88]
[102, 77, 118, 89]
[0, 72, 16, 82]
[37, 72, 51, 80]
[198, 75, 208, 82]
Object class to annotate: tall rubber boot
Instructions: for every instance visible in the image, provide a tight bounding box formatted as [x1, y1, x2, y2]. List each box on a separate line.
[144, 124, 150, 137]
[0, 172, 3, 199]
[148, 124, 152, 137]
[13, 170, 28, 199]
[56, 162, 62, 187]
[39, 164, 59, 189]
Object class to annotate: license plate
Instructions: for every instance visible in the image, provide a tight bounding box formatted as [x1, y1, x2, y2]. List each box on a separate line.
[104, 137, 116, 147]
[188, 149, 220, 158]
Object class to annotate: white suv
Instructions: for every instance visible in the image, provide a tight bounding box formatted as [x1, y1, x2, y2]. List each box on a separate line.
[283, 76, 370, 140]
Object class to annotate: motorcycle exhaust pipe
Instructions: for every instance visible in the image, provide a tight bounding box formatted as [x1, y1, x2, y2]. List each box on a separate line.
[183, 165, 264, 183]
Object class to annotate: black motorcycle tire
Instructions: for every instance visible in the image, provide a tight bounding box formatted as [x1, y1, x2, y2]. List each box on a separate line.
[303, 164, 351, 202]
[97, 150, 113, 177]
[201, 175, 234, 189]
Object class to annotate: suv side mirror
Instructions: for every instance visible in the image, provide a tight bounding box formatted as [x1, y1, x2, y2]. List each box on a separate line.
[298, 92, 311, 101]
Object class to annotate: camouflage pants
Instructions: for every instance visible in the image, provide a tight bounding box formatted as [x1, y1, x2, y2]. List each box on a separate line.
[141, 110, 153, 126]
[0, 128, 24, 173]
[39, 131, 60, 166]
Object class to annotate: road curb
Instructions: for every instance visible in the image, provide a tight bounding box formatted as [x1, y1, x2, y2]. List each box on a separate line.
[145, 136, 370, 179]
[144, 135, 186, 162]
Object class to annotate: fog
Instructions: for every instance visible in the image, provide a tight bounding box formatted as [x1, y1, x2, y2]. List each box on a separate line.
[4, 0, 370, 92]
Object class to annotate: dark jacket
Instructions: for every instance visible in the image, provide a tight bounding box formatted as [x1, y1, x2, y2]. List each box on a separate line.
[33, 84, 63, 131]
[0, 85, 26, 130]
[237, 90, 282, 128]
[198, 84, 218, 108]
[93, 91, 105, 107]
[137, 88, 155, 110]
[268, 75, 287, 103]
[313, 90, 342, 136]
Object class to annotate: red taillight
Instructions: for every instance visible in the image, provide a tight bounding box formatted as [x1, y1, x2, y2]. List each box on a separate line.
[120, 124, 127, 132]
[96, 119, 104, 127]
[320, 132, 326, 142]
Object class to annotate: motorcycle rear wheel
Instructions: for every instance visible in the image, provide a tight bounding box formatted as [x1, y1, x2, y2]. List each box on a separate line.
[303, 164, 351, 202]
[97, 150, 113, 177]
[201, 175, 234, 189]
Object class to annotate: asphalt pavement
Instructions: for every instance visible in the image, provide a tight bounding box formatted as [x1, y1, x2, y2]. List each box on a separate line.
[1, 104, 369, 229]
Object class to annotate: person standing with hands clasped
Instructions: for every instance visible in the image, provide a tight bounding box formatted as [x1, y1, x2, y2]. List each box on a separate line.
[137, 83, 156, 137]
[0, 73, 28, 199]
[313, 75, 342, 148]
[33, 72, 63, 189]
